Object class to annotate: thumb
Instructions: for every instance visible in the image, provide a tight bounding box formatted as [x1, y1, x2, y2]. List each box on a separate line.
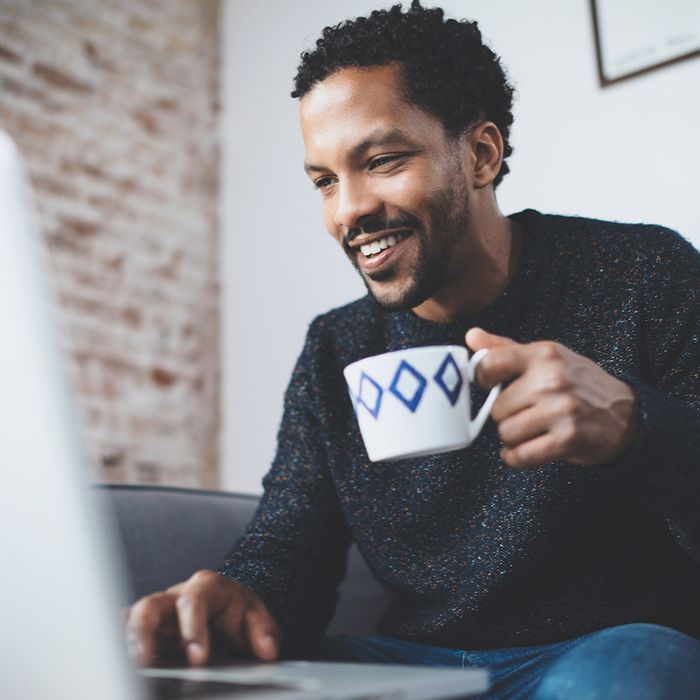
[465, 327, 516, 352]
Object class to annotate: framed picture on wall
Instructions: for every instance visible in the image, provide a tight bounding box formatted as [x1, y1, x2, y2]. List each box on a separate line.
[591, 0, 700, 86]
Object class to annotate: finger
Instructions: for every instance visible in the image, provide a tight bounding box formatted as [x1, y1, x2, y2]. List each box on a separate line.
[474, 339, 570, 391]
[491, 360, 574, 422]
[472, 344, 534, 389]
[245, 605, 281, 661]
[175, 571, 232, 666]
[489, 372, 537, 423]
[497, 404, 552, 448]
[493, 348, 579, 425]
[501, 432, 568, 469]
[465, 327, 517, 353]
[126, 592, 177, 666]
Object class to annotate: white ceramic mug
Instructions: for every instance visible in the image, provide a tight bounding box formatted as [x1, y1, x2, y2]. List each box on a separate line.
[344, 345, 501, 462]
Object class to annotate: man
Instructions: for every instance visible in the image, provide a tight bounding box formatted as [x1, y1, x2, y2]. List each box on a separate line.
[127, 3, 700, 697]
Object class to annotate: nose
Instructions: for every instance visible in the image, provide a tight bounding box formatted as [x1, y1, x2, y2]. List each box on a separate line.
[332, 176, 383, 233]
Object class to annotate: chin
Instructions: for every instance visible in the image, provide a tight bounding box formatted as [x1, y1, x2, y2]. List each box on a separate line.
[366, 278, 428, 312]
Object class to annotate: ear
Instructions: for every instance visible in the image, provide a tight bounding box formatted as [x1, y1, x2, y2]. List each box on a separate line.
[464, 121, 504, 189]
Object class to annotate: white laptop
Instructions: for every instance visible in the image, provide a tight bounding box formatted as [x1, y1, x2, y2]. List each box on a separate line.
[0, 131, 489, 700]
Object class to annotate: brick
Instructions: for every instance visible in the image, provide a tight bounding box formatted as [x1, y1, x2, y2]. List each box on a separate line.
[0, 75, 45, 103]
[32, 63, 92, 93]
[133, 108, 159, 135]
[0, 42, 20, 63]
[82, 40, 114, 71]
[32, 173, 80, 199]
[101, 452, 124, 469]
[122, 307, 142, 327]
[151, 366, 177, 387]
[154, 96, 177, 111]
[59, 215, 100, 237]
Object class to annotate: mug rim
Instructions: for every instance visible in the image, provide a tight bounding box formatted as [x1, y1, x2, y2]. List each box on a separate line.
[343, 344, 468, 375]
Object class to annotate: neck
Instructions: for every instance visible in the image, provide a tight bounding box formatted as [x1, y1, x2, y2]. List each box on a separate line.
[412, 200, 521, 323]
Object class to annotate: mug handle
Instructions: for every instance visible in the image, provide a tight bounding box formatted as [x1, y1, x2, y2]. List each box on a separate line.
[466, 349, 501, 440]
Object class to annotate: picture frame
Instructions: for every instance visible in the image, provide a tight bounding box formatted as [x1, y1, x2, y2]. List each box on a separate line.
[590, 0, 700, 86]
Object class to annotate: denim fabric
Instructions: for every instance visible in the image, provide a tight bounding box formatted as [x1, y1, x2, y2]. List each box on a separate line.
[313, 624, 700, 699]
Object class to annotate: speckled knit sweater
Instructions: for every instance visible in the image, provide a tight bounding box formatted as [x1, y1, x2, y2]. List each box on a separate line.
[221, 210, 700, 655]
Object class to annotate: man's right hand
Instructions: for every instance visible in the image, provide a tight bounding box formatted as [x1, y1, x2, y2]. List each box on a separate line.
[125, 569, 281, 667]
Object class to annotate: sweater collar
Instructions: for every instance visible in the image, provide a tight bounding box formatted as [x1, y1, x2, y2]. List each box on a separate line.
[379, 209, 546, 346]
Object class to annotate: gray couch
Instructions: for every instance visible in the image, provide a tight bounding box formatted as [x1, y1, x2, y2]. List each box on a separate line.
[97, 484, 394, 636]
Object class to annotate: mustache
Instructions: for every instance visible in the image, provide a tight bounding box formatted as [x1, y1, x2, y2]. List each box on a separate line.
[344, 214, 421, 247]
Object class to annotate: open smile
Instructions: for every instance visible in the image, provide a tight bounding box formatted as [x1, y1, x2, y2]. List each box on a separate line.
[354, 230, 414, 273]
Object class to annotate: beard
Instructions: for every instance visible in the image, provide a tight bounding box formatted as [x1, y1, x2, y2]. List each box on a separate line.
[343, 173, 471, 312]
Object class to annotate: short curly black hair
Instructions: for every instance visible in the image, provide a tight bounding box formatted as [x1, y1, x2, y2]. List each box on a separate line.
[292, 0, 515, 187]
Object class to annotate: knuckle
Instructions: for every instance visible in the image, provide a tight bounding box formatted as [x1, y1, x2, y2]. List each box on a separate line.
[128, 607, 156, 634]
[478, 351, 495, 373]
[127, 600, 147, 620]
[498, 420, 515, 445]
[190, 569, 215, 585]
[130, 591, 166, 616]
[555, 393, 578, 416]
[537, 341, 561, 361]
[509, 445, 528, 467]
[175, 592, 199, 615]
[537, 346, 568, 377]
[543, 367, 567, 393]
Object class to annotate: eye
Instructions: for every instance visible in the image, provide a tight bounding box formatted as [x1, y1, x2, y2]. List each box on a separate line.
[313, 176, 337, 190]
[369, 154, 401, 170]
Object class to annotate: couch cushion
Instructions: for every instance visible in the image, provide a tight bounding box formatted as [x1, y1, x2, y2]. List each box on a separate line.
[97, 484, 394, 636]
[96, 484, 257, 602]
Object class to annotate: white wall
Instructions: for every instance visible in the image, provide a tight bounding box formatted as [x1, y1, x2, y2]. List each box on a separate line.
[221, 0, 700, 494]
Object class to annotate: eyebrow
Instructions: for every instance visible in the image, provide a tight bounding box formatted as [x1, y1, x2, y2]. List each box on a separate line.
[303, 128, 420, 174]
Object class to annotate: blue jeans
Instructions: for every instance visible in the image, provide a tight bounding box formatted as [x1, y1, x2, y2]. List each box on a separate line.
[313, 624, 700, 699]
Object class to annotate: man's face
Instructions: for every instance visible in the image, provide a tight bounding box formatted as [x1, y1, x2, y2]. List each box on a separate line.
[300, 63, 473, 311]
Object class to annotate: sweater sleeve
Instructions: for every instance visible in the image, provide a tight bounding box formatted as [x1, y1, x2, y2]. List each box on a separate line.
[607, 228, 700, 556]
[219, 322, 351, 655]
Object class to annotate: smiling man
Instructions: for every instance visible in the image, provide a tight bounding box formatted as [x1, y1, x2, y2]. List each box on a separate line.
[300, 62, 504, 318]
[127, 3, 700, 697]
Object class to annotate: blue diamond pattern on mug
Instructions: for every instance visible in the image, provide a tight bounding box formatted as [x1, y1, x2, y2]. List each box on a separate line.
[434, 352, 463, 406]
[389, 360, 427, 412]
[357, 371, 383, 418]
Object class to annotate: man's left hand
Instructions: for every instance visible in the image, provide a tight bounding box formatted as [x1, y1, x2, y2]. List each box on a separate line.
[466, 328, 640, 469]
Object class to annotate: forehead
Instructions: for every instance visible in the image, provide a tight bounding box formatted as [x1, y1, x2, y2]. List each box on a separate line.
[299, 63, 444, 159]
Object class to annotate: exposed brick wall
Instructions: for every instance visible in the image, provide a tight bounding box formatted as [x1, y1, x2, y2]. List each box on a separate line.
[0, 0, 221, 488]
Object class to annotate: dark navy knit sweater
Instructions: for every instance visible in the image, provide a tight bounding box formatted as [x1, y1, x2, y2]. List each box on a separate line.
[221, 210, 700, 654]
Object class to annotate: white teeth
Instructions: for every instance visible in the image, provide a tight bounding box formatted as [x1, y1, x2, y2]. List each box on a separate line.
[360, 232, 407, 257]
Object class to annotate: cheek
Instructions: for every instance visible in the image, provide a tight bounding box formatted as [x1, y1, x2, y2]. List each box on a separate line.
[381, 172, 426, 212]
